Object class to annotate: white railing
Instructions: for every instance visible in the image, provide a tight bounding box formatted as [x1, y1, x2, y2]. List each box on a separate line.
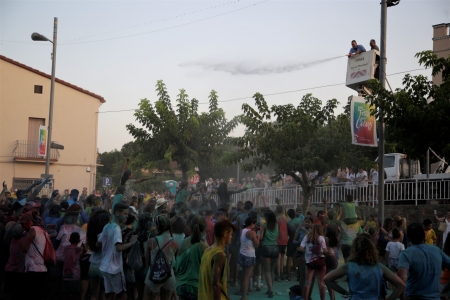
[199, 179, 450, 208]
[311, 179, 450, 206]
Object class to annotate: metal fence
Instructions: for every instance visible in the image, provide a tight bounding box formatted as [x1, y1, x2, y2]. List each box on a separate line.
[200, 179, 450, 208]
[311, 179, 450, 206]
[13, 140, 60, 160]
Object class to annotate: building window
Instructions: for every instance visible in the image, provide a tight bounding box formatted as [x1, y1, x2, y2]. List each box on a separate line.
[34, 85, 43, 94]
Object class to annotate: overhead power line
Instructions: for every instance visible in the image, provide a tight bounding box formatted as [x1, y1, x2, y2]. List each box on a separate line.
[0, 0, 269, 46]
[97, 67, 427, 114]
[62, 1, 242, 43]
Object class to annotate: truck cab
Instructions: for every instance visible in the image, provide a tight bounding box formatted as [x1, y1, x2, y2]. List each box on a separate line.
[378, 153, 420, 181]
[380, 153, 450, 181]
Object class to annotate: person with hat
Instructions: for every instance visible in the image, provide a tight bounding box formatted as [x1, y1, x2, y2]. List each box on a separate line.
[153, 198, 169, 219]
[4, 220, 26, 300]
[287, 285, 304, 300]
[198, 220, 237, 300]
[22, 211, 51, 299]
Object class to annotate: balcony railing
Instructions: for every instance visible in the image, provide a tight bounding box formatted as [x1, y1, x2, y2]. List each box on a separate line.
[13, 140, 60, 161]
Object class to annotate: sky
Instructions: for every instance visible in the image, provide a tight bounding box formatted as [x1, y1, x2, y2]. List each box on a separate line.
[1, 0, 449, 153]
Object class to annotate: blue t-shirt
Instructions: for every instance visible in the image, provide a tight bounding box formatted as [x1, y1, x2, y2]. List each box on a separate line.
[398, 244, 450, 299]
[347, 262, 383, 300]
[349, 45, 366, 54]
[165, 180, 177, 195]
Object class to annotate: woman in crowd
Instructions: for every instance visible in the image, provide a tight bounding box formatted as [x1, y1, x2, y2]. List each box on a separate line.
[175, 215, 208, 300]
[52, 211, 86, 298]
[238, 217, 260, 300]
[135, 213, 152, 299]
[299, 224, 328, 300]
[217, 182, 247, 211]
[324, 235, 404, 300]
[377, 217, 393, 264]
[324, 225, 339, 300]
[86, 210, 110, 300]
[294, 217, 313, 291]
[259, 210, 279, 298]
[144, 215, 178, 300]
[4, 219, 27, 300]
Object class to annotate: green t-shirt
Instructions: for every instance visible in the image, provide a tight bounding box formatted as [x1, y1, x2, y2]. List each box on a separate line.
[112, 194, 124, 212]
[176, 189, 191, 204]
[342, 202, 357, 219]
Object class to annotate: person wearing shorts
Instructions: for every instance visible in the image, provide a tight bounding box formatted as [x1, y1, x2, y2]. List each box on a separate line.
[299, 224, 328, 300]
[286, 209, 301, 281]
[340, 220, 363, 263]
[260, 210, 279, 297]
[98, 203, 138, 300]
[235, 217, 260, 299]
[275, 205, 288, 281]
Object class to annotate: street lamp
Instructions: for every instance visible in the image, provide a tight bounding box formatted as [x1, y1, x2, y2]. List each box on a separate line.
[378, 0, 399, 223]
[31, 17, 58, 178]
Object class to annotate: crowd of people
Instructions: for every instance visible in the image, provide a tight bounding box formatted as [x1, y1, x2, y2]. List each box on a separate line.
[1, 164, 450, 300]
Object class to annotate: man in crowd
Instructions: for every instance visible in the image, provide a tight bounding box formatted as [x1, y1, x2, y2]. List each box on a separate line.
[398, 222, 450, 299]
[198, 220, 237, 300]
[97, 202, 138, 300]
[348, 40, 366, 57]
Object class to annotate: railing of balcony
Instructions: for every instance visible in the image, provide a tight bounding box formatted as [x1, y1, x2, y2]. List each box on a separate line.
[13, 140, 60, 160]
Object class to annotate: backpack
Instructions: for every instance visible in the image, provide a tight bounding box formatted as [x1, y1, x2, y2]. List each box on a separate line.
[148, 238, 173, 284]
[32, 227, 56, 268]
[127, 241, 143, 271]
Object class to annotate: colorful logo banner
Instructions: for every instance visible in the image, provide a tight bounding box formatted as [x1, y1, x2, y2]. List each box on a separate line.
[350, 96, 377, 147]
[38, 125, 47, 156]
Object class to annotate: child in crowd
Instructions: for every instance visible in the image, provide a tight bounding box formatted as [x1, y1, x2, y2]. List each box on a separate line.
[385, 228, 405, 275]
[338, 194, 358, 225]
[364, 214, 377, 232]
[62, 232, 86, 300]
[424, 219, 437, 246]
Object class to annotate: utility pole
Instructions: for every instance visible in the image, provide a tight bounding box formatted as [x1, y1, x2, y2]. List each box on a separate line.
[378, 0, 387, 223]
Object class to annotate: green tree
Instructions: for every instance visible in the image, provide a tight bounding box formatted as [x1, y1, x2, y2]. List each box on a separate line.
[365, 51, 450, 159]
[126, 80, 237, 180]
[225, 93, 340, 212]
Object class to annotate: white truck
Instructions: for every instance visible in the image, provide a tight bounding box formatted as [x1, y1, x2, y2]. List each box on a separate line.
[382, 153, 450, 181]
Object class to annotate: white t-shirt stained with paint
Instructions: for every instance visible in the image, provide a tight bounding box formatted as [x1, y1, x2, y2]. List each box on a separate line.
[301, 235, 327, 264]
[98, 222, 123, 274]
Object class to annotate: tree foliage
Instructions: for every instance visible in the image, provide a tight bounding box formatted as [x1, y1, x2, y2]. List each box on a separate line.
[365, 51, 450, 159]
[126, 80, 238, 180]
[225, 93, 375, 211]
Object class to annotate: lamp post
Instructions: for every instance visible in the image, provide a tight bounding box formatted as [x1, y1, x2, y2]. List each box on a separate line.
[378, 0, 399, 223]
[31, 17, 58, 177]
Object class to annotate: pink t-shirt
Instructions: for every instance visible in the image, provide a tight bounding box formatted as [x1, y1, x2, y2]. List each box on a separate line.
[276, 216, 288, 246]
[63, 246, 83, 281]
[55, 225, 86, 262]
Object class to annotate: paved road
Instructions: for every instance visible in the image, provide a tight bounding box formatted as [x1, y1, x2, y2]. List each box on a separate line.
[227, 252, 393, 300]
[228, 276, 350, 300]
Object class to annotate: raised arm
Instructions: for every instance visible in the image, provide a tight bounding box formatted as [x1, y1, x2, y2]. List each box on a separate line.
[26, 177, 51, 201]
[135, 177, 151, 184]
[228, 187, 248, 195]
[435, 214, 445, 222]
[190, 183, 204, 195]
